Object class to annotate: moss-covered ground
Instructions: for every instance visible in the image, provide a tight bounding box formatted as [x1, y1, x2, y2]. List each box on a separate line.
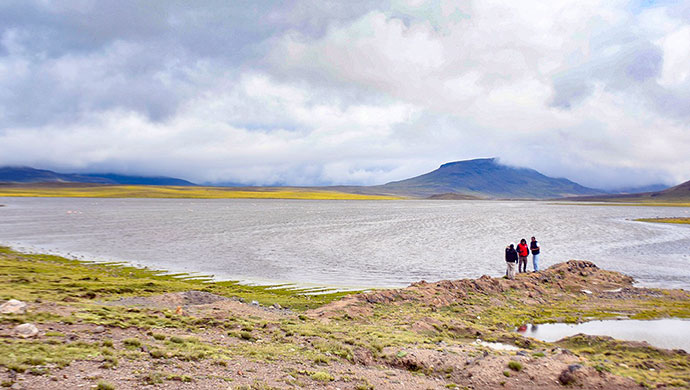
[1, 247, 689, 389]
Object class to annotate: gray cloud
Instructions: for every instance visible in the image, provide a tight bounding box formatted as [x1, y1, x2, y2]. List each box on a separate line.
[0, 0, 689, 189]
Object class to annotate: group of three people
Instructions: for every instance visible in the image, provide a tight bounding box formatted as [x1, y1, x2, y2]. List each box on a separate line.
[505, 237, 540, 280]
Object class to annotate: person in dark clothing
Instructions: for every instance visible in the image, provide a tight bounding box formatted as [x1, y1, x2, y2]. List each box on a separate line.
[530, 236, 540, 272]
[505, 243, 518, 280]
[517, 238, 530, 273]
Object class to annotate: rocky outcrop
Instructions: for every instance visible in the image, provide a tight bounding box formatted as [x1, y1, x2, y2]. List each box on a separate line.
[311, 260, 636, 318]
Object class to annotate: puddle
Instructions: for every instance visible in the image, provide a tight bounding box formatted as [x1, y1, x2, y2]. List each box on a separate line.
[517, 319, 690, 351]
[474, 339, 520, 351]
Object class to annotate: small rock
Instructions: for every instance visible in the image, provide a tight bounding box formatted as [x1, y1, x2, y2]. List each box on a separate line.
[580, 289, 593, 295]
[272, 303, 282, 309]
[14, 323, 39, 338]
[92, 325, 106, 334]
[517, 350, 529, 356]
[0, 299, 27, 314]
[250, 300, 259, 306]
[10, 383, 21, 390]
[238, 297, 246, 303]
[568, 364, 583, 372]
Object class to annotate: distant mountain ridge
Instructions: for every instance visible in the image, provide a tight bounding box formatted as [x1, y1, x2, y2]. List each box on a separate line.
[373, 158, 605, 199]
[0, 166, 195, 186]
[565, 179, 690, 203]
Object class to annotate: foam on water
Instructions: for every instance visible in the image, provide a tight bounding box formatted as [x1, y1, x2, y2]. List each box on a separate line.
[0, 198, 689, 289]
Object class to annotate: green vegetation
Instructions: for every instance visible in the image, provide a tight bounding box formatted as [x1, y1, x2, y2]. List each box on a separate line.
[0, 246, 352, 310]
[559, 334, 690, 386]
[309, 371, 334, 382]
[0, 184, 400, 200]
[507, 361, 522, 371]
[635, 217, 690, 225]
[96, 381, 116, 390]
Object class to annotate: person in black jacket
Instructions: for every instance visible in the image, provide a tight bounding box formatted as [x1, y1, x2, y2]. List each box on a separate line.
[505, 243, 518, 280]
[530, 236, 540, 272]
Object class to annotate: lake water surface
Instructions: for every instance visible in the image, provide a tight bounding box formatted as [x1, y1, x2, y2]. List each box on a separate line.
[0, 198, 689, 289]
[518, 319, 690, 351]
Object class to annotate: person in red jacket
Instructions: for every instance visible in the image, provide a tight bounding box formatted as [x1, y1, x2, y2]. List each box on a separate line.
[517, 238, 530, 273]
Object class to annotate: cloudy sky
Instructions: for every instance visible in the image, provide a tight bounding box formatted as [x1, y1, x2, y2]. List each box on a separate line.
[1, 0, 689, 189]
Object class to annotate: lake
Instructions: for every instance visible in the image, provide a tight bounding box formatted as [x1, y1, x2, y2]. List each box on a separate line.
[1, 198, 689, 289]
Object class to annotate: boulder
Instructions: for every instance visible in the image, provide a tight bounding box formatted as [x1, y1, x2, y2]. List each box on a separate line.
[0, 299, 27, 314]
[14, 323, 39, 338]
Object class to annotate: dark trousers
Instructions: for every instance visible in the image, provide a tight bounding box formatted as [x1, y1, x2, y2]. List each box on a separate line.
[518, 256, 528, 273]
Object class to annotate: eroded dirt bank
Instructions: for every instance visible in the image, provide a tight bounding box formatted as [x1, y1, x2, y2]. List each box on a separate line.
[1, 248, 689, 389]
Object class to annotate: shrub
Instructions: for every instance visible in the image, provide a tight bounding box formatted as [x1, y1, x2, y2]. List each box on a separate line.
[149, 349, 167, 359]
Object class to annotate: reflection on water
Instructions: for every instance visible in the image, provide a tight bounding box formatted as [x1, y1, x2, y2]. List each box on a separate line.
[0, 198, 689, 288]
[517, 319, 690, 351]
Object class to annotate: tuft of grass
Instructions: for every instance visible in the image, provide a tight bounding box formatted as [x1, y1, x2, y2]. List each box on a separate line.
[23, 356, 46, 366]
[508, 361, 522, 372]
[149, 349, 167, 359]
[310, 371, 334, 382]
[141, 371, 164, 385]
[96, 381, 116, 390]
[122, 338, 142, 348]
[100, 356, 118, 369]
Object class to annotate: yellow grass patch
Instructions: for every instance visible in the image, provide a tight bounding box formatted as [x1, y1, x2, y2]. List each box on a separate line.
[635, 217, 690, 225]
[0, 185, 401, 200]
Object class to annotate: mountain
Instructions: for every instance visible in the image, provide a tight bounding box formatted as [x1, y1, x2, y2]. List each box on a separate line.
[610, 184, 670, 194]
[0, 166, 195, 186]
[566, 180, 690, 203]
[372, 158, 604, 199]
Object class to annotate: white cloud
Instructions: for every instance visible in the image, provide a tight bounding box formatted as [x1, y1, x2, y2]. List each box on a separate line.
[0, 0, 689, 189]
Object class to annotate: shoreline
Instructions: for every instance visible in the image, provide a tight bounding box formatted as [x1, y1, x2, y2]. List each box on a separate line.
[636, 217, 690, 225]
[1, 247, 690, 389]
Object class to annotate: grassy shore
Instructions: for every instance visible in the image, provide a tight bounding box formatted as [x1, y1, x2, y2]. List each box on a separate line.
[553, 201, 690, 207]
[0, 184, 401, 200]
[635, 217, 690, 225]
[1, 247, 690, 389]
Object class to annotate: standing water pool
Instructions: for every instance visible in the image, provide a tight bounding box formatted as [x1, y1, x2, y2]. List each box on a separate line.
[518, 319, 690, 351]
